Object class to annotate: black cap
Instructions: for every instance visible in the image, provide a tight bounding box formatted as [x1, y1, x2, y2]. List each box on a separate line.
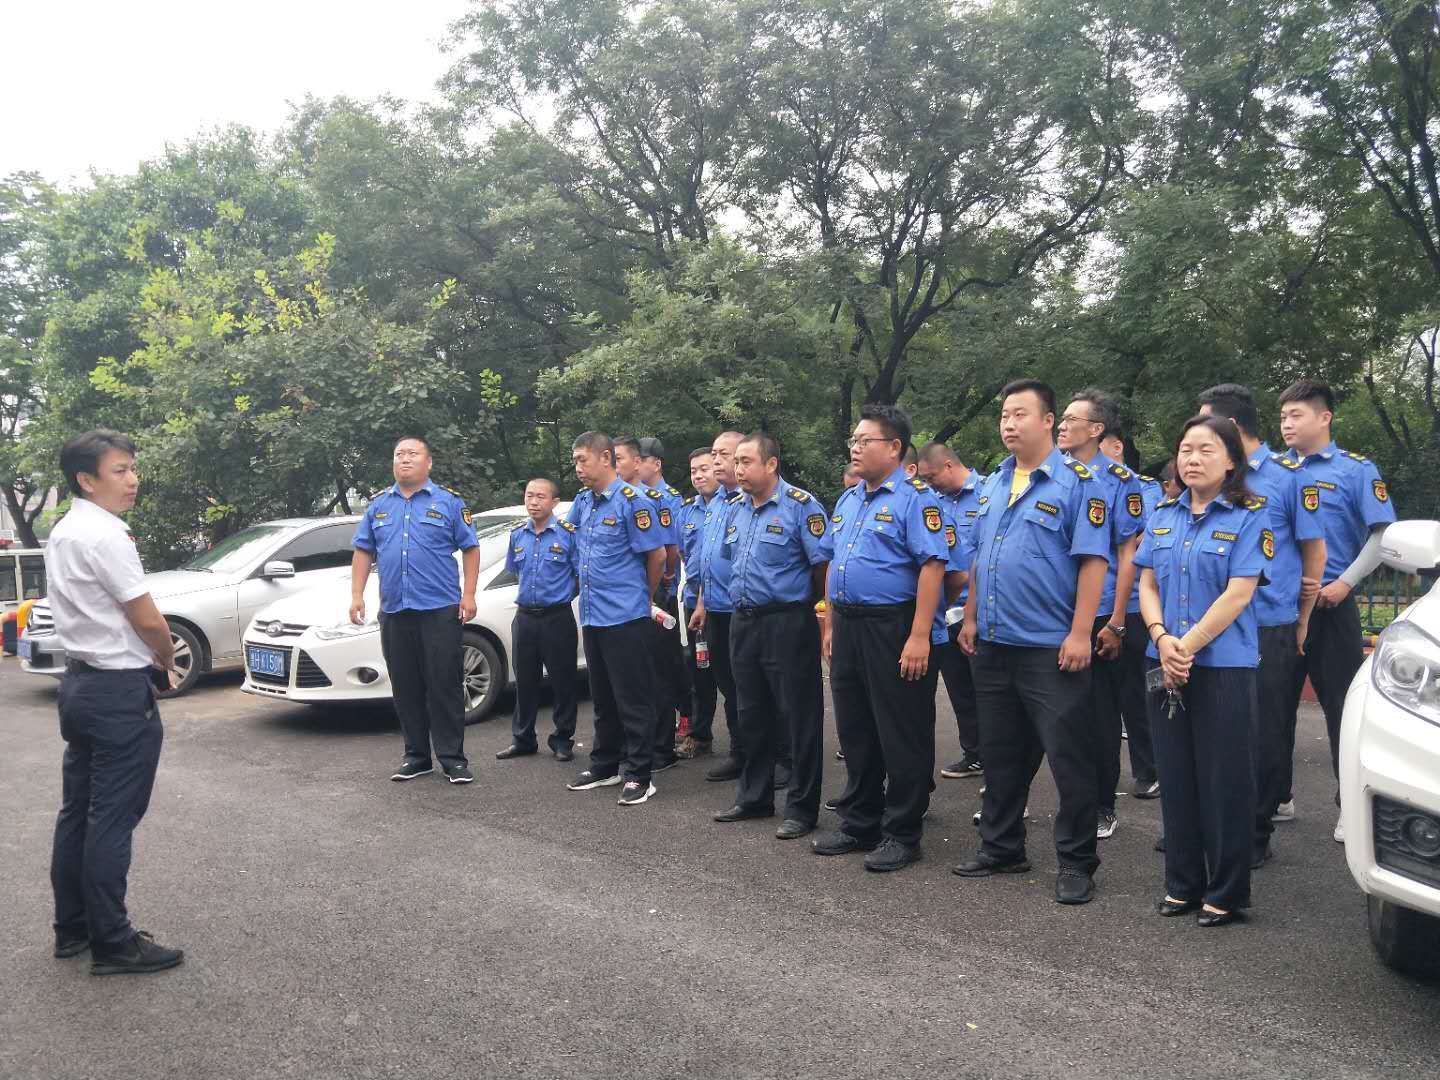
[637, 436, 666, 460]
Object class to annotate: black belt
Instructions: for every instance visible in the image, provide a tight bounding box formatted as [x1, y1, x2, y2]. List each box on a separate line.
[832, 601, 915, 620]
[516, 603, 571, 616]
[733, 601, 812, 619]
[66, 659, 147, 675]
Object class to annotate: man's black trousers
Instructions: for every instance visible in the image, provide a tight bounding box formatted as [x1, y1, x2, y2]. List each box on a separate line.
[935, 624, 980, 757]
[1255, 622, 1299, 850]
[51, 666, 163, 949]
[510, 605, 579, 754]
[683, 602, 720, 740]
[380, 605, 466, 769]
[583, 618, 659, 784]
[970, 641, 1100, 875]
[1289, 596, 1364, 791]
[730, 604, 824, 824]
[692, 610, 742, 758]
[1149, 665, 1257, 911]
[830, 603, 939, 847]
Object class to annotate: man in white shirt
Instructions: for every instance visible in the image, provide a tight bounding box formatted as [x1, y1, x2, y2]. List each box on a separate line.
[45, 430, 184, 975]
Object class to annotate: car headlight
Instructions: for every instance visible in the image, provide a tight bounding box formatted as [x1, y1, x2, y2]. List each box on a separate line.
[313, 620, 380, 641]
[1372, 619, 1440, 728]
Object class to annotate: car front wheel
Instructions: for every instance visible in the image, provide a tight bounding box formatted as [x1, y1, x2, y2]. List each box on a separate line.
[461, 630, 503, 724]
[1367, 894, 1440, 978]
[157, 622, 204, 697]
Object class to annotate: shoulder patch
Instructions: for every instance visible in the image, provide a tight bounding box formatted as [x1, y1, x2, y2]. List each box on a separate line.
[1261, 529, 1276, 560]
[560, 520, 577, 532]
[787, 488, 811, 503]
[1271, 454, 1301, 470]
[807, 512, 826, 538]
[1108, 463, 1132, 481]
[440, 484, 463, 498]
[621, 485, 637, 498]
[1156, 497, 1179, 509]
[1068, 460, 1093, 480]
[1242, 494, 1268, 511]
[726, 491, 744, 503]
[1373, 478, 1389, 503]
[682, 496, 695, 506]
[461, 507, 473, 526]
[1342, 450, 1370, 463]
[645, 488, 662, 499]
[1087, 497, 1107, 527]
[668, 486, 681, 497]
[908, 477, 930, 491]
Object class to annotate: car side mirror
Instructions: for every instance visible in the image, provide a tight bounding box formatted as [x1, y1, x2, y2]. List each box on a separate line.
[1379, 521, 1440, 575]
[261, 560, 296, 580]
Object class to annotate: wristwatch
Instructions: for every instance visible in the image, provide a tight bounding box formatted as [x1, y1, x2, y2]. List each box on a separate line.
[1105, 623, 1126, 638]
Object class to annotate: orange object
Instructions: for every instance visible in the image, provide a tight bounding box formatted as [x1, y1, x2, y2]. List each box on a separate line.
[16, 598, 35, 633]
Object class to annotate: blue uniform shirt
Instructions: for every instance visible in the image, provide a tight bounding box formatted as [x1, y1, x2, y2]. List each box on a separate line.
[720, 479, 829, 607]
[970, 448, 1113, 648]
[1125, 477, 1166, 615]
[1280, 442, 1396, 583]
[939, 470, 986, 606]
[352, 481, 478, 614]
[1246, 444, 1325, 627]
[505, 515, 579, 608]
[564, 478, 665, 628]
[1134, 491, 1272, 668]
[642, 480, 684, 603]
[677, 492, 712, 607]
[819, 467, 950, 642]
[696, 487, 743, 613]
[1065, 453, 1145, 618]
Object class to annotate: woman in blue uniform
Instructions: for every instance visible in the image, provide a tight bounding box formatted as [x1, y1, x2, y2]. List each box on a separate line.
[1135, 416, 1271, 927]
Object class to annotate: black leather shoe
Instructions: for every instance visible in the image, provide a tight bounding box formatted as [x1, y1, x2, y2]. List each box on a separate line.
[1197, 908, 1245, 928]
[496, 745, 537, 760]
[811, 830, 879, 855]
[90, 931, 184, 976]
[553, 747, 574, 762]
[823, 795, 841, 812]
[952, 853, 1031, 878]
[706, 757, 742, 782]
[864, 838, 922, 872]
[1154, 834, 1166, 852]
[1156, 897, 1200, 917]
[1055, 870, 1095, 905]
[775, 818, 814, 840]
[54, 930, 89, 958]
[713, 804, 773, 823]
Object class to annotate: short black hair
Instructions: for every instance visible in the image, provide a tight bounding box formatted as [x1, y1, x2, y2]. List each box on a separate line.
[1278, 379, 1336, 414]
[739, 431, 782, 472]
[525, 476, 561, 498]
[1197, 383, 1260, 438]
[689, 446, 713, 462]
[613, 435, 641, 457]
[1000, 378, 1057, 417]
[1071, 387, 1121, 439]
[858, 403, 913, 458]
[61, 429, 137, 497]
[394, 434, 432, 454]
[571, 431, 615, 463]
[918, 441, 960, 467]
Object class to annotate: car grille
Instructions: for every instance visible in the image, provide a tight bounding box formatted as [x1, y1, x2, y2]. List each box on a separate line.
[252, 621, 310, 638]
[295, 650, 331, 689]
[1374, 795, 1440, 890]
[248, 644, 293, 687]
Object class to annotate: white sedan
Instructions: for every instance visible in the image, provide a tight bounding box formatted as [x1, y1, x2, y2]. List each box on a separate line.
[239, 505, 584, 723]
[1340, 519, 1440, 978]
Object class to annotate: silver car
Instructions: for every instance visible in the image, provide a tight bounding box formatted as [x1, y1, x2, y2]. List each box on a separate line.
[19, 516, 362, 695]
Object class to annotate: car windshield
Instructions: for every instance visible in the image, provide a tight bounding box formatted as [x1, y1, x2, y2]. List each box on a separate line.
[183, 525, 294, 575]
[470, 513, 528, 540]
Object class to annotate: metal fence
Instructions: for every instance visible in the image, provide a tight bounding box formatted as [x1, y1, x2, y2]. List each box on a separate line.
[1358, 567, 1430, 639]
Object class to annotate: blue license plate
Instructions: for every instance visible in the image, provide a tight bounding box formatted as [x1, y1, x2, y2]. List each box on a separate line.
[18, 638, 32, 660]
[247, 645, 286, 677]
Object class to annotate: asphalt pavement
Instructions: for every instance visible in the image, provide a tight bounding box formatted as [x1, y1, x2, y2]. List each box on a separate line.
[2, 655, 1438, 1080]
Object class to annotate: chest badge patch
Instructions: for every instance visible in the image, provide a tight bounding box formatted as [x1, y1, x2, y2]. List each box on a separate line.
[944, 524, 957, 548]
[767, 521, 784, 534]
[659, 508, 672, 528]
[873, 511, 895, 523]
[1087, 498, 1106, 527]
[923, 506, 943, 533]
[808, 513, 826, 537]
[1035, 501, 1059, 517]
[425, 508, 446, 521]
[634, 509, 652, 531]
[1212, 530, 1239, 542]
[1261, 529, 1275, 559]
[1302, 486, 1320, 512]
[1373, 479, 1389, 503]
[550, 543, 565, 554]
[1127, 493, 1143, 518]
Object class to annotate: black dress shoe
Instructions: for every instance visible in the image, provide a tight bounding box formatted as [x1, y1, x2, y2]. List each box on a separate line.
[553, 747, 574, 762]
[1154, 834, 1166, 852]
[706, 757, 743, 782]
[1197, 908, 1245, 928]
[90, 931, 184, 976]
[713, 804, 774, 823]
[496, 745, 537, 760]
[952, 853, 1031, 878]
[775, 818, 814, 840]
[1055, 870, 1095, 905]
[811, 830, 879, 855]
[1156, 897, 1200, 917]
[864, 838, 922, 872]
[54, 930, 89, 958]
[823, 795, 841, 812]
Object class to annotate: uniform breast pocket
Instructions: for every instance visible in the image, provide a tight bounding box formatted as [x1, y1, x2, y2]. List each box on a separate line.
[756, 529, 792, 563]
[1196, 538, 1233, 588]
[1149, 536, 1177, 583]
[1022, 509, 1067, 559]
[417, 517, 452, 548]
[592, 521, 628, 553]
[861, 520, 906, 557]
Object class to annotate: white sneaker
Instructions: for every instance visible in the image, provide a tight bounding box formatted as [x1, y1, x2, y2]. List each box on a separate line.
[1096, 811, 1118, 839]
[973, 804, 1029, 826]
[1333, 815, 1345, 844]
[1272, 800, 1295, 822]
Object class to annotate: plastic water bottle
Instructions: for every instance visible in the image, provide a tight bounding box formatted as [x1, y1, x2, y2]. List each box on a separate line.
[695, 635, 711, 669]
[651, 605, 677, 630]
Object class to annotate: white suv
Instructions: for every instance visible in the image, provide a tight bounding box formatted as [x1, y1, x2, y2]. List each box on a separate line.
[1340, 520, 1440, 978]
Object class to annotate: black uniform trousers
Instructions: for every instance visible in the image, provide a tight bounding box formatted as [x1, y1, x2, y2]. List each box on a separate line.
[51, 665, 163, 948]
[583, 617, 659, 784]
[509, 604, 579, 754]
[1116, 610, 1158, 787]
[380, 604, 466, 769]
[830, 603, 939, 847]
[1090, 614, 1125, 814]
[1255, 622, 1299, 852]
[935, 624, 980, 757]
[730, 604, 824, 824]
[1288, 596, 1364, 792]
[648, 592, 688, 764]
[1148, 665, 1257, 911]
[971, 642, 1100, 875]
[683, 602, 720, 739]
[694, 610, 743, 760]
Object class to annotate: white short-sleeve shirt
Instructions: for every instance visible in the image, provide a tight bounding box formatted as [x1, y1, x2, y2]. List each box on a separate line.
[44, 497, 154, 670]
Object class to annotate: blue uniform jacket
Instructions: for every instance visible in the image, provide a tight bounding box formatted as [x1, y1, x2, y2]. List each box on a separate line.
[352, 481, 477, 613]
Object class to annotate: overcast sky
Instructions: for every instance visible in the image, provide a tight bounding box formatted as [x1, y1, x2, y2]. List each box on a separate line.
[2, 0, 473, 185]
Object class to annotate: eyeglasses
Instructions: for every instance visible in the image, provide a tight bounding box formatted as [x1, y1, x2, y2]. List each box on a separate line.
[846, 436, 895, 451]
[1057, 414, 1102, 428]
